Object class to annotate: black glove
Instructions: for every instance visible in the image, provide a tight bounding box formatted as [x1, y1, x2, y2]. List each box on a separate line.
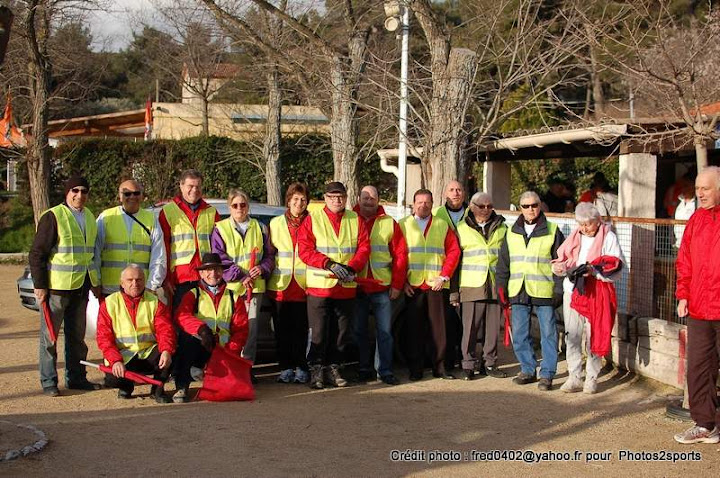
[197, 325, 216, 353]
[327, 261, 355, 283]
[552, 293, 563, 309]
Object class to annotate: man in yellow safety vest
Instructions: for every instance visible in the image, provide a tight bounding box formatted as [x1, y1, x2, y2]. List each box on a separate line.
[496, 191, 564, 391]
[95, 179, 166, 297]
[29, 175, 103, 396]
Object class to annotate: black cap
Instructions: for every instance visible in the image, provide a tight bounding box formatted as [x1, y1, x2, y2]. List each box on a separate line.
[196, 252, 229, 270]
[64, 176, 90, 196]
[325, 181, 347, 194]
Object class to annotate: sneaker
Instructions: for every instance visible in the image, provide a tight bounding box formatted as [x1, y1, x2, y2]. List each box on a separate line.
[583, 379, 598, 395]
[474, 363, 487, 376]
[277, 368, 295, 383]
[294, 368, 309, 384]
[325, 364, 348, 387]
[537, 378, 553, 391]
[462, 369, 476, 381]
[43, 386, 60, 397]
[380, 374, 400, 385]
[190, 366, 205, 382]
[512, 372, 536, 385]
[309, 365, 324, 389]
[560, 378, 583, 393]
[485, 366, 508, 378]
[674, 425, 720, 444]
[117, 389, 132, 399]
[151, 385, 171, 404]
[173, 387, 189, 403]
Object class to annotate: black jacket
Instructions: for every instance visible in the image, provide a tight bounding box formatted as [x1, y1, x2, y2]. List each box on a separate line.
[495, 212, 564, 306]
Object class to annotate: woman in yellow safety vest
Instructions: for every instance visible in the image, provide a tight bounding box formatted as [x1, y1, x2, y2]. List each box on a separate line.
[210, 189, 275, 371]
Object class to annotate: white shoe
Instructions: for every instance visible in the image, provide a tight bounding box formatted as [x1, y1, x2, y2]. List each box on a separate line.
[674, 425, 720, 444]
[583, 379, 597, 394]
[560, 378, 583, 393]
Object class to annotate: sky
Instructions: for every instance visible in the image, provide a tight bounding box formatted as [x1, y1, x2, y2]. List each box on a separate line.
[87, 0, 153, 52]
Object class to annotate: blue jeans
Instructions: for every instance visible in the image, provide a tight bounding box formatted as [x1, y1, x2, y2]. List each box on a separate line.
[510, 304, 558, 379]
[353, 291, 394, 378]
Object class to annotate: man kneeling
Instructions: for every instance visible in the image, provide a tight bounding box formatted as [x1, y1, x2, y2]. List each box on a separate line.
[97, 265, 175, 403]
[173, 253, 249, 403]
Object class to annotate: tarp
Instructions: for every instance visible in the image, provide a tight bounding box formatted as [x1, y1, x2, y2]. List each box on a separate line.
[197, 346, 255, 402]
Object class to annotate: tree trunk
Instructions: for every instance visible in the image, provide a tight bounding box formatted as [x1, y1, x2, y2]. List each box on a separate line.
[24, 2, 52, 225]
[264, 67, 282, 206]
[694, 135, 709, 171]
[423, 47, 478, 201]
[586, 24, 605, 118]
[329, 62, 358, 205]
[201, 96, 210, 136]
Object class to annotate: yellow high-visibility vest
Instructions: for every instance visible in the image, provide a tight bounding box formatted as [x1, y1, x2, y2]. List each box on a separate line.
[432, 205, 467, 231]
[306, 209, 358, 289]
[268, 215, 306, 291]
[358, 215, 395, 287]
[162, 201, 216, 269]
[45, 204, 99, 290]
[106, 290, 158, 364]
[215, 218, 266, 293]
[457, 221, 507, 289]
[400, 216, 449, 289]
[506, 222, 557, 298]
[193, 287, 235, 347]
[100, 206, 154, 288]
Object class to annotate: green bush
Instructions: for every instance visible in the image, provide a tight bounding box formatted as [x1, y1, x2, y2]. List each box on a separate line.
[0, 196, 35, 253]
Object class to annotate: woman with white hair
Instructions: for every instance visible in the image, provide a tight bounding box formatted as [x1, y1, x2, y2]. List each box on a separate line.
[552, 202, 624, 394]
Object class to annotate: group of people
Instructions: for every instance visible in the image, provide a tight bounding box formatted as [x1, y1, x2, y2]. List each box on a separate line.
[30, 168, 628, 406]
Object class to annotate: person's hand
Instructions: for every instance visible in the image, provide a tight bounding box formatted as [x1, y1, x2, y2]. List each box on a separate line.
[328, 261, 353, 282]
[159, 351, 172, 369]
[431, 276, 447, 292]
[389, 288, 401, 300]
[112, 361, 126, 378]
[241, 275, 254, 289]
[403, 282, 415, 297]
[197, 325, 216, 353]
[449, 292, 459, 307]
[677, 299, 688, 318]
[248, 266, 263, 279]
[34, 288, 48, 303]
[551, 262, 567, 276]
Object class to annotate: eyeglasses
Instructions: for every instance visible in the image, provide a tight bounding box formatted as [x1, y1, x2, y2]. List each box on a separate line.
[520, 203, 539, 209]
[71, 187, 89, 195]
[122, 191, 142, 198]
[473, 203, 493, 210]
[325, 195, 345, 201]
[231, 203, 248, 209]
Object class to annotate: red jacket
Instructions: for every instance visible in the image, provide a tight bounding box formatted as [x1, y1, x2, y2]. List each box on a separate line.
[353, 205, 408, 294]
[175, 282, 249, 353]
[159, 196, 221, 286]
[676, 205, 720, 320]
[411, 216, 461, 291]
[97, 291, 176, 365]
[298, 206, 371, 299]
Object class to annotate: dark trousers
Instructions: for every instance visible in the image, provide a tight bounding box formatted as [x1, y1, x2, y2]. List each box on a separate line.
[405, 289, 446, 375]
[306, 296, 354, 366]
[445, 293, 461, 370]
[687, 318, 720, 429]
[272, 300, 309, 371]
[104, 348, 170, 394]
[173, 330, 211, 389]
[460, 300, 502, 370]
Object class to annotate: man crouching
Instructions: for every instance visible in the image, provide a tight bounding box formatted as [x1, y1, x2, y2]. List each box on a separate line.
[173, 253, 249, 403]
[97, 264, 175, 403]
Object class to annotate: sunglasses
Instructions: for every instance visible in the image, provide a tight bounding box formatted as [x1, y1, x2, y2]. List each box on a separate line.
[122, 191, 142, 198]
[473, 203, 493, 210]
[520, 203, 539, 209]
[71, 187, 89, 195]
[231, 203, 248, 209]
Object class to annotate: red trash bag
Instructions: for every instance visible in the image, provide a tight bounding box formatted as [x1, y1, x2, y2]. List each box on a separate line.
[197, 346, 255, 402]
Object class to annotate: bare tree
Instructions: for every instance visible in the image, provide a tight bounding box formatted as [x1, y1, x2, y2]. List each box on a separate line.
[574, 0, 720, 170]
[200, 0, 377, 203]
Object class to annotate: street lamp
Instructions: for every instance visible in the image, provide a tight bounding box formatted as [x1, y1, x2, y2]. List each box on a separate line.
[384, 1, 410, 211]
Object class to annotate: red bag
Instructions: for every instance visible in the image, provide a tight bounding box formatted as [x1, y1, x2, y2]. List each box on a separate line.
[197, 346, 255, 402]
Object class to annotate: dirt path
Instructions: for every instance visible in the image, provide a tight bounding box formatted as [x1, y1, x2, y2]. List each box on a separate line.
[0, 264, 716, 477]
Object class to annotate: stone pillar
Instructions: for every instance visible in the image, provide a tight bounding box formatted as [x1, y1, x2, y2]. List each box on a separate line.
[405, 163, 423, 206]
[618, 152, 657, 318]
[483, 161, 511, 209]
